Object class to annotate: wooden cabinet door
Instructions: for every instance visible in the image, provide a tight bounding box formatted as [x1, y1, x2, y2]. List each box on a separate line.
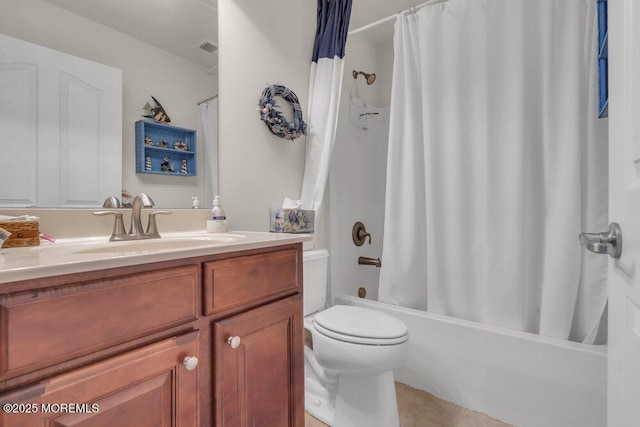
[0, 332, 199, 427]
[214, 295, 303, 427]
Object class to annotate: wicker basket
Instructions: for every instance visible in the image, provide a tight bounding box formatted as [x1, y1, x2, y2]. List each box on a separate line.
[0, 221, 40, 248]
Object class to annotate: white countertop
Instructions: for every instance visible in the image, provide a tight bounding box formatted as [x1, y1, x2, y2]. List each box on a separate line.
[0, 231, 312, 284]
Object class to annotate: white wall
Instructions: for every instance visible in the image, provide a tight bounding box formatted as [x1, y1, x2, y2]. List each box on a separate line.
[217, 0, 315, 231]
[0, 0, 217, 208]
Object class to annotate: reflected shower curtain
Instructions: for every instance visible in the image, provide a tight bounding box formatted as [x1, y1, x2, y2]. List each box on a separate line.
[199, 98, 218, 205]
[379, 0, 608, 343]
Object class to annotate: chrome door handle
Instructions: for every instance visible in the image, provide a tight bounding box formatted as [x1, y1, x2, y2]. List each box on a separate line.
[579, 222, 622, 259]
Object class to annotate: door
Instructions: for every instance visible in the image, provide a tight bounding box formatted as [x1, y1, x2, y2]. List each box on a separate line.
[608, 0, 640, 425]
[213, 296, 304, 427]
[0, 332, 199, 427]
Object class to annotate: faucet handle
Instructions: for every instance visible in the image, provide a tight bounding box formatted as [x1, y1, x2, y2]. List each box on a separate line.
[93, 211, 126, 241]
[145, 210, 172, 238]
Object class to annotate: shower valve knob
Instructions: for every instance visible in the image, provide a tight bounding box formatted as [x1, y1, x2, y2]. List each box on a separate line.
[353, 222, 371, 246]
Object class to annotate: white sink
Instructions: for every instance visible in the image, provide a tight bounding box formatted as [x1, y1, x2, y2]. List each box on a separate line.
[28, 234, 246, 256]
[74, 236, 240, 255]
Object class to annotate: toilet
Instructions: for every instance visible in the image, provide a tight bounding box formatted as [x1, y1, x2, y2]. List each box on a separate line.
[303, 249, 409, 427]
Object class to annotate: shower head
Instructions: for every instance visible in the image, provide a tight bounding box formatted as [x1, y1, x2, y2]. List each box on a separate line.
[353, 70, 376, 85]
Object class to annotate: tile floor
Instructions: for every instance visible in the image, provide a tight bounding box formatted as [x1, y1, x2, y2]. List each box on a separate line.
[304, 382, 512, 427]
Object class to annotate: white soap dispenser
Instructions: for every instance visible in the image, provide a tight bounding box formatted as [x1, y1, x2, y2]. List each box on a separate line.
[207, 195, 228, 233]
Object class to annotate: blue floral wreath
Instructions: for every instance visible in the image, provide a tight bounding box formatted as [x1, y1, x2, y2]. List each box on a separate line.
[259, 84, 307, 140]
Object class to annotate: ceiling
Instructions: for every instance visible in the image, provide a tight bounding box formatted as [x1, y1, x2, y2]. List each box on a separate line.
[40, 0, 427, 66]
[42, 0, 218, 70]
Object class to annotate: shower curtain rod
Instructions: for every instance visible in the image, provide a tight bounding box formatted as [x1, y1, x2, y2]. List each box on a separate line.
[348, 0, 448, 36]
[197, 94, 218, 105]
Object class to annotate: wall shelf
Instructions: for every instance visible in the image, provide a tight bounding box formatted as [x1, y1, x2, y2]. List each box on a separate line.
[135, 120, 197, 176]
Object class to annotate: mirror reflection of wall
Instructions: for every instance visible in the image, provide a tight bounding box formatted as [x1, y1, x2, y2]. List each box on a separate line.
[0, 0, 218, 208]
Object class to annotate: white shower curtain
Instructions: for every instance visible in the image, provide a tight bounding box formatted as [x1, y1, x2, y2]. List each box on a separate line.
[199, 98, 218, 204]
[379, 0, 608, 343]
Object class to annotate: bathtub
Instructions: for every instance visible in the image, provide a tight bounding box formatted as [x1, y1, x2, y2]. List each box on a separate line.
[334, 295, 607, 427]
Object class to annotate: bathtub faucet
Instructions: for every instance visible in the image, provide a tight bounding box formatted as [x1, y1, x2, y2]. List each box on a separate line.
[358, 256, 381, 268]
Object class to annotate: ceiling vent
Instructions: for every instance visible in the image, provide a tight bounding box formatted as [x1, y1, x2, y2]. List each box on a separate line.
[198, 40, 217, 54]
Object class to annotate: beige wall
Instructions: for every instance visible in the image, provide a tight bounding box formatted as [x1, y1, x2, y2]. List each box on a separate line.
[218, 0, 316, 231]
[0, 0, 217, 208]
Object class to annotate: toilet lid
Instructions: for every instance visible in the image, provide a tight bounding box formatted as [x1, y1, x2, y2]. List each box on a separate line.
[313, 305, 408, 345]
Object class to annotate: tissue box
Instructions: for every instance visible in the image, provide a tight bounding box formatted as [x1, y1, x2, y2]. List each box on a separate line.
[0, 220, 40, 248]
[270, 209, 314, 233]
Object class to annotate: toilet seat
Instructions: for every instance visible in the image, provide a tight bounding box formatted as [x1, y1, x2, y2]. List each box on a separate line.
[313, 305, 409, 345]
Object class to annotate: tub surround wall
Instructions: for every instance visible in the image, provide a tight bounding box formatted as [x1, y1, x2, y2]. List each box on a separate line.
[326, 32, 392, 300]
[327, 93, 390, 302]
[343, 36, 394, 108]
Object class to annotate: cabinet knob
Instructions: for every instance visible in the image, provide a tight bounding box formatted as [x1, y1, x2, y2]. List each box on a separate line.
[182, 356, 199, 371]
[227, 336, 241, 349]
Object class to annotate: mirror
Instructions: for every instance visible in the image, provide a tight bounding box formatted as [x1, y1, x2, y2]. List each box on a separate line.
[0, 0, 218, 208]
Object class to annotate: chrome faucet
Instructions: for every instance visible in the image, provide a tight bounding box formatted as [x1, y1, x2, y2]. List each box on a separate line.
[129, 193, 155, 238]
[102, 196, 121, 208]
[94, 193, 171, 241]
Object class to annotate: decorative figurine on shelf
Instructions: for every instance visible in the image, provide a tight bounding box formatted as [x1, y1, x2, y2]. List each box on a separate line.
[142, 96, 171, 123]
[145, 156, 152, 171]
[173, 141, 188, 151]
[181, 159, 188, 174]
[157, 140, 169, 148]
[160, 157, 171, 172]
[144, 136, 153, 146]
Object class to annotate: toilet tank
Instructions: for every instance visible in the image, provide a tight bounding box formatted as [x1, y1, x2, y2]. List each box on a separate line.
[303, 249, 329, 316]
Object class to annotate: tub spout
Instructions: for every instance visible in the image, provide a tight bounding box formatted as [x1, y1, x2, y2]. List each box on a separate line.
[358, 256, 381, 268]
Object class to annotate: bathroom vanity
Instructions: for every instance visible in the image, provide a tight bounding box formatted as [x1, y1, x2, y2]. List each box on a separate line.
[0, 231, 309, 426]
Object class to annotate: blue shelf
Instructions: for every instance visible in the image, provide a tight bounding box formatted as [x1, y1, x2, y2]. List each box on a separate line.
[597, 0, 608, 118]
[135, 120, 197, 176]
